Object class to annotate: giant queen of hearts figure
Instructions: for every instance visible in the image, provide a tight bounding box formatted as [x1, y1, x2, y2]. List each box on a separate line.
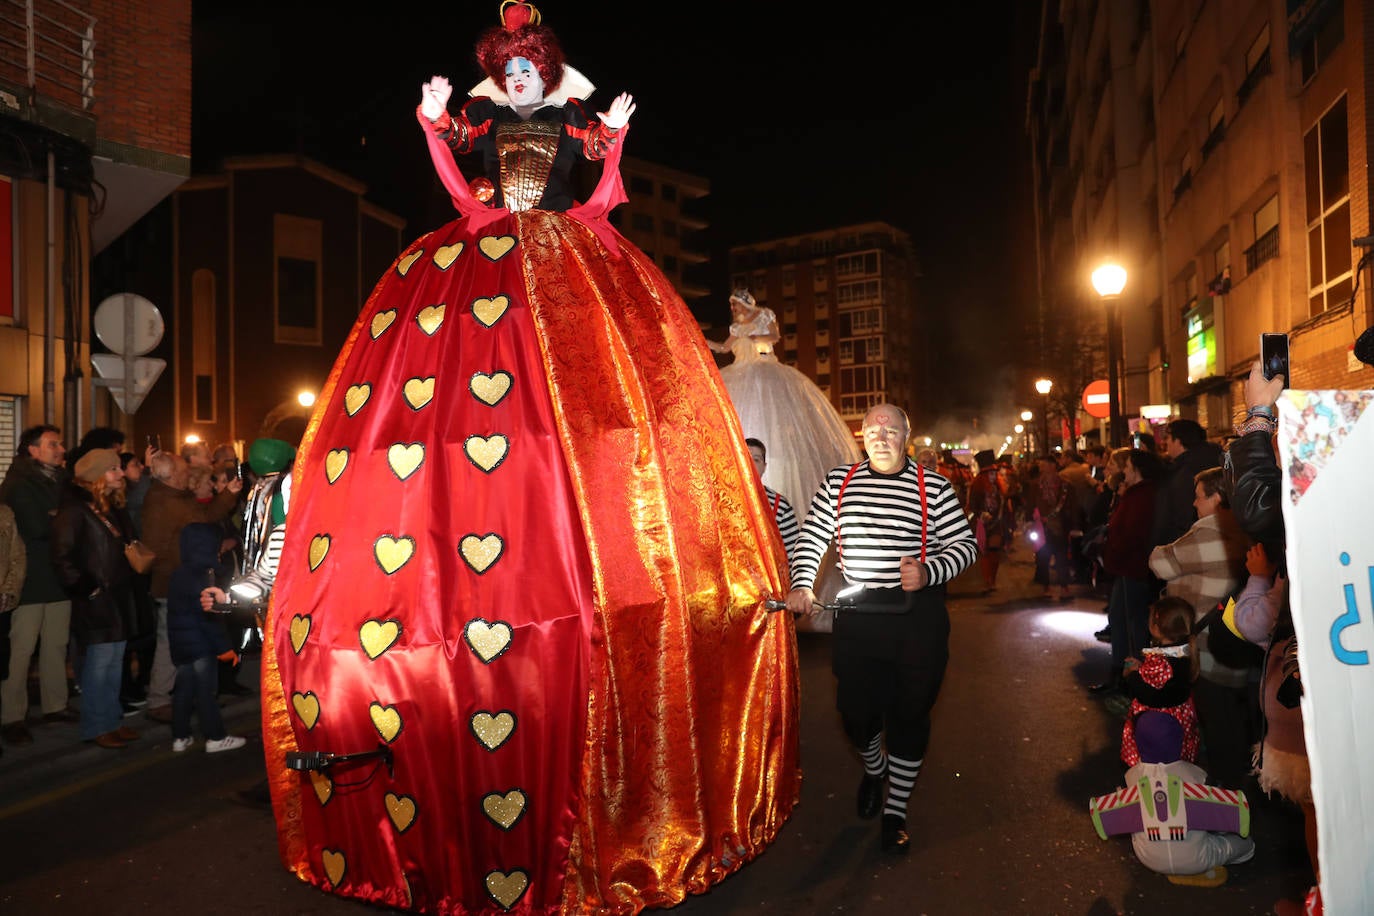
[258, 4, 801, 913]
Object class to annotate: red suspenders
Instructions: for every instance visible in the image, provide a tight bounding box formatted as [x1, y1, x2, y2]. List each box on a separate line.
[834, 460, 928, 568]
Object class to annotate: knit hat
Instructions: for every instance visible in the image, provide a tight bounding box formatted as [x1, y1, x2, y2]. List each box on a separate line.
[1134, 711, 1184, 764]
[74, 447, 121, 483]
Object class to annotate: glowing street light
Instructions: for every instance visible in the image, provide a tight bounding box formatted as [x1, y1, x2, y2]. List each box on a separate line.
[1034, 378, 1053, 453]
[1091, 262, 1127, 447]
[298, 390, 317, 408]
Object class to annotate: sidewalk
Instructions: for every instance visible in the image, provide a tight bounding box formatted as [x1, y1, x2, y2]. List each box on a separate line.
[0, 652, 263, 811]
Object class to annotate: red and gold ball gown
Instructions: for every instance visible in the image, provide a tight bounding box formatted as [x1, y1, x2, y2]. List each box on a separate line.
[258, 88, 800, 915]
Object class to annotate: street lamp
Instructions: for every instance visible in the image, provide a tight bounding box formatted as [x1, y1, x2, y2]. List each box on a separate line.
[1034, 378, 1053, 454]
[1019, 409, 1033, 453]
[1091, 262, 1127, 448]
[1014, 423, 1026, 455]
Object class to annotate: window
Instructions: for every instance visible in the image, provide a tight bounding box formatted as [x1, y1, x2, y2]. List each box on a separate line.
[632, 213, 654, 233]
[1300, 1, 1344, 84]
[661, 219, 678, 238]
[836, 252, 879, 276]
[1238, 25, 1271, 107]
[1202, 99, 1225, 158]
[630, 177, 653, 196]
[274, 214, 322, 345]
[663, 254, 678, 272]
[836, 280, 881, 307]
[1304, 96, 1352, 316]
[192, 269, 217, 422]
[659, 184, 676, 202]
[839, 308, 883, 336]
[1213, 240, 1230, 279]
[1246, 194, 1280, 272]
[0, 396, 17, 482]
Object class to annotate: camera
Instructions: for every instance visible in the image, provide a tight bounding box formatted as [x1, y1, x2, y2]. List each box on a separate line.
[1261, 333, 1289, 387]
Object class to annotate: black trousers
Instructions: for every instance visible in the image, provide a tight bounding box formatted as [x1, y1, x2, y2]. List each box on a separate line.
[831, 586, 950, 761]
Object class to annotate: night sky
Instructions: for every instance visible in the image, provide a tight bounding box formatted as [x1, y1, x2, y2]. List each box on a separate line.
[192, 3, 1040, 435]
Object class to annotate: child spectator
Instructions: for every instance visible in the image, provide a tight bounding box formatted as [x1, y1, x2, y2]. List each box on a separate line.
[1120, 596, 1200, 767]
[166, 522, 246, 754]
[1093, 710, 1255, 887]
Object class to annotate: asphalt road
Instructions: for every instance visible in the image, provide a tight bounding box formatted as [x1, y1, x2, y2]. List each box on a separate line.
[0, 548, 1314, 915]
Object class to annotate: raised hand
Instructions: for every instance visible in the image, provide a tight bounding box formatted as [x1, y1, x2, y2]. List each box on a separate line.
[1245, 358, 1284, 410]
[421, 75, 453, 121]
[598, 92, 635, 130]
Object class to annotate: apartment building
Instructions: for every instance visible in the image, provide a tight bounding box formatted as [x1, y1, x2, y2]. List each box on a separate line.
[0, 0, 191, 477]
[1028, 0, 1374, 444]
[609, 156, 711, 313]
[728, 222, 919, 432]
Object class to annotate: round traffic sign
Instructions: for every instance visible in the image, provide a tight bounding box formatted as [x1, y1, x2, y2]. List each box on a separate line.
[1082, 379, 1111, 419]
[93, 293, 164, 356]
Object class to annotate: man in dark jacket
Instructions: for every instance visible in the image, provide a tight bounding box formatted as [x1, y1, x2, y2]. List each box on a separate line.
[1152, 419, 1225, 550]
[0, 425, 76, 746]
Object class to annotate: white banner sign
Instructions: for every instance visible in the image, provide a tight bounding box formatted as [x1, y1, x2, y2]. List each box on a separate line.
[1278, 389, 1374, 916]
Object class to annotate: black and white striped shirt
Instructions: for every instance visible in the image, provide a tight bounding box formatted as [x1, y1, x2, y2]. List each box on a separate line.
[764, 485, 799, 567]
[790, 458, 978, 591]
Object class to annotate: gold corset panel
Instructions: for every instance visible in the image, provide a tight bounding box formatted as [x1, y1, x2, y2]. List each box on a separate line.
[495, 120, 560, 212]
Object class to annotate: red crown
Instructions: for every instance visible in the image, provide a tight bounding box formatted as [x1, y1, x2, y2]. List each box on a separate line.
[499, 1, 541, 30]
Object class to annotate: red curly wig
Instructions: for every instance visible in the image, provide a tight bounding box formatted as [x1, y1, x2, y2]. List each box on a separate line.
[475, 2, 565, 95]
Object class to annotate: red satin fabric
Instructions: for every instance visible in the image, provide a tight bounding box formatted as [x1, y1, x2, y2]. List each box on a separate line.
[262, 205, 800, 912]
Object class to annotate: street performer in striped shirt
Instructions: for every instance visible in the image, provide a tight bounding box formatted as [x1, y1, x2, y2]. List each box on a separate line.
[746, 437, 799, 566]
[787, 403, 978, 854]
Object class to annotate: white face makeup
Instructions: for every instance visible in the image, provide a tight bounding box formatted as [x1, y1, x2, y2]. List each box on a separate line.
[504, 57, 545, 106]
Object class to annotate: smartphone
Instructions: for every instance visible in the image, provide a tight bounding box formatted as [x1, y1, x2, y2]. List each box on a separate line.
[146, 433, 161, 451]
[1261, 333, 1290, 386]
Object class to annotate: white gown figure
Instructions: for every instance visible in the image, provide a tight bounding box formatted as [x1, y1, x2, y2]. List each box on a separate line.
[711, 289, 861, 512]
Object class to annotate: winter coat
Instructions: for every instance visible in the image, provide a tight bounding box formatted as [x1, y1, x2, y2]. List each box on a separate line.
[1152, 441, 1226, 548]
[1103, 480, 1158, 580]
[140, 478, 239, 598]
[0, 504, 24, 611]
[1, 456, 69, 603]
[166, 522, 232, 666]
[51, 486, 135, 646]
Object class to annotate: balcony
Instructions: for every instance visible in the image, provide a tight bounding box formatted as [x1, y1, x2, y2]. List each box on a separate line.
[0, 0, 96, 139]
[1201, 122, 1226, 160]
[1171, 170, 1192, 204]
[1244, 225, 1280, 272]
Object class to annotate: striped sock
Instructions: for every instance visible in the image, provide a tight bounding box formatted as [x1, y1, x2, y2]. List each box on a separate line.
[860, 733, 887, 777]
[883, 755, 922, 820]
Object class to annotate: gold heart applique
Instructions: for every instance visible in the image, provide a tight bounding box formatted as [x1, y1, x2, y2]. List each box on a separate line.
[289, 615, 311, 654]
[464, 434, 509, 473]
[396, 249, 423, 276]
[387, 442, 425, 480]
[370, 702, 402, 743]
[416, 304, 445, 336]
[465, 618, 513, 663]
[471, 296, 510, 328]
[360, 619, 401, 659]
[403, 376, 435, 410]
[470, 371, 513, 407]
[344, 384, 371, 417]
[433, 243, 464, 270]
[481, 789, 527, 830]
[374, 536, 415, 575]
[485, 870, 529, 910]
[470, 710, 515, 750]
[370, 309, 397, 339]
[324, 449, 348, 484]
[292, 692, 321, 730]
[308, 535, 330, 572]
[384, 792, 417, 833]
[478, 235, 516, 261]
[310, 770, 333, 806]
[322, 849, 346, 888]
[459, 534, 504, 574]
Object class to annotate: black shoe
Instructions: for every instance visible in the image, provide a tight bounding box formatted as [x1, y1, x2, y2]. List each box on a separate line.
[1087, 678, 1122, 694]
[1094, 627, 1111, 643]
[856, 772, 885, 820]
[881, 815, 910, 855]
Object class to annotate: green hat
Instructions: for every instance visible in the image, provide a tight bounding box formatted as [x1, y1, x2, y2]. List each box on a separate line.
[247, 438, 295, 475]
